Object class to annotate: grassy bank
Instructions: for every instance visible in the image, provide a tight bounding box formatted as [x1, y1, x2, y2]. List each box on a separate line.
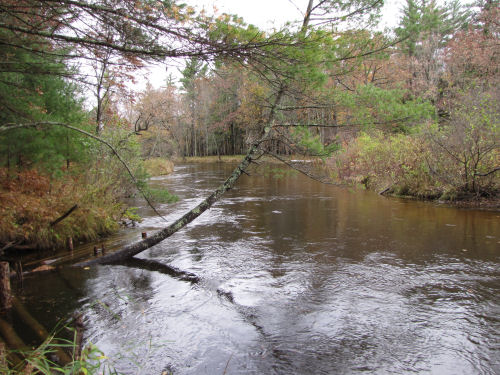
[0, 155, 179, 253]
[327, 130, 499, 208]
[0, 326, 115, 374]
[173, 155, 246, 163]
[143, 157, 174, 176]
[0, 168, 123, 252]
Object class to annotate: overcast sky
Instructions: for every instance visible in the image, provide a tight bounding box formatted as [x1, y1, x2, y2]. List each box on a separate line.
[140, 0, 405, 89]
[188, 0, 404, 30]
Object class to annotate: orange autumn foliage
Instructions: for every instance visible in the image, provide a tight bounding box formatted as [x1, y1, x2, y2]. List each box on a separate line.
[0, 168, 120, 251]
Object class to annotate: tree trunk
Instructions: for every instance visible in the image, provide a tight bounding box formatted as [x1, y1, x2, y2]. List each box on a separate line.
[75, 140, 263, 266]
[75, 87, 285, 267]
[70, 77, 285, 270]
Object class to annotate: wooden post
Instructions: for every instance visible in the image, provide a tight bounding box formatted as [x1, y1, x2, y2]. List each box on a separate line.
[0, 262, 11, 311]
[0, 340, 6, 368]
[67, 237, 74, 251]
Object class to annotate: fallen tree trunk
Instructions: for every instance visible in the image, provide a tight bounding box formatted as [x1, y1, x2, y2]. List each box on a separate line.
[75, 142, 266, 267]
[74, 87, 284, 267]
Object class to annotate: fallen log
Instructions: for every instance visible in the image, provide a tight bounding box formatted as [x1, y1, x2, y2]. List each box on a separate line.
[74, 140, 267, 267]
[379, 186, 391, 195]
[72, 88, 282, 267]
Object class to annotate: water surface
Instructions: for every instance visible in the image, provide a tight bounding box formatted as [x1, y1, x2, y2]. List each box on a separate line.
[18, 163, 500, 374]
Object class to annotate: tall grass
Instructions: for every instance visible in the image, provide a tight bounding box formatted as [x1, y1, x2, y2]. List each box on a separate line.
[1, 330, 120, 375]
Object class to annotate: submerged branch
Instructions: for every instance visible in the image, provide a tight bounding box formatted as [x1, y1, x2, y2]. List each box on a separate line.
[121, 258, 199, 283]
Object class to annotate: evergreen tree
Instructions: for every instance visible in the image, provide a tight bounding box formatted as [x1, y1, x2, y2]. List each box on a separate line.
[395, 0, 470, 100]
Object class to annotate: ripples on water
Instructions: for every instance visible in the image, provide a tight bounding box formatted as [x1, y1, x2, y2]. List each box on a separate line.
[18, 163, 500, 374]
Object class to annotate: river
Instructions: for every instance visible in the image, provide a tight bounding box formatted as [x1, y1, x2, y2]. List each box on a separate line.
[16, 162, 500, 374]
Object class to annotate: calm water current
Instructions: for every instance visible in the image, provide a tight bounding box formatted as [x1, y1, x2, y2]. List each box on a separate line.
[16, 163, 500, 374]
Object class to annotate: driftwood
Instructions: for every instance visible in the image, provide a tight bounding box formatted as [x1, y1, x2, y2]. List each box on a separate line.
[379, 186, 391, 195]
[50, 204, 78, 227]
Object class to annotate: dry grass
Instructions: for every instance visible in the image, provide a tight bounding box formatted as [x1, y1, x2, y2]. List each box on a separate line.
[0, 168, 121, 251]
[143, 158, 174, 176]
[173, 155, 312, 165]
[173, 155, 246, 164]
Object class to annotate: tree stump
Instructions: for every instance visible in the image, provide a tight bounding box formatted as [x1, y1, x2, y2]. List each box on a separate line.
[0, 262, 11, 311]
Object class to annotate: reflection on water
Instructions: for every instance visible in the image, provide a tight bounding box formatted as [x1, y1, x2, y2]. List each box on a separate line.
[17, 163, 500, 374]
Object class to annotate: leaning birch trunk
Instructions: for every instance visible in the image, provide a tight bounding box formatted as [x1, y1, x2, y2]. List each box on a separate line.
[74, 83, 284, 267]
[75, 133, 268, 267]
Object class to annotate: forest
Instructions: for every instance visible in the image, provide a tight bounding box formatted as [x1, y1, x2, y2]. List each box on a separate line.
[0, 0, 497, 255]
[0, 0, 499, 259]
[0, 0, 499, 372]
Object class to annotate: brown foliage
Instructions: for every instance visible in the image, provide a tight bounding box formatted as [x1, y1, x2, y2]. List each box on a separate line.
[0, 168, 120, 251]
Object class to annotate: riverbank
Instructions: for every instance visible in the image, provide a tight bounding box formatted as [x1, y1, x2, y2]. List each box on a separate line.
[0, 157, 177, 255]
[143, 157, 174, 175]
[324, 131, 499, 209]
[176, 154, 499, 208]
[0, 168, 122, 253]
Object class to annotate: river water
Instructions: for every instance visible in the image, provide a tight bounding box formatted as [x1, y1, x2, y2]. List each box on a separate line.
[17, 163, 500, 374]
